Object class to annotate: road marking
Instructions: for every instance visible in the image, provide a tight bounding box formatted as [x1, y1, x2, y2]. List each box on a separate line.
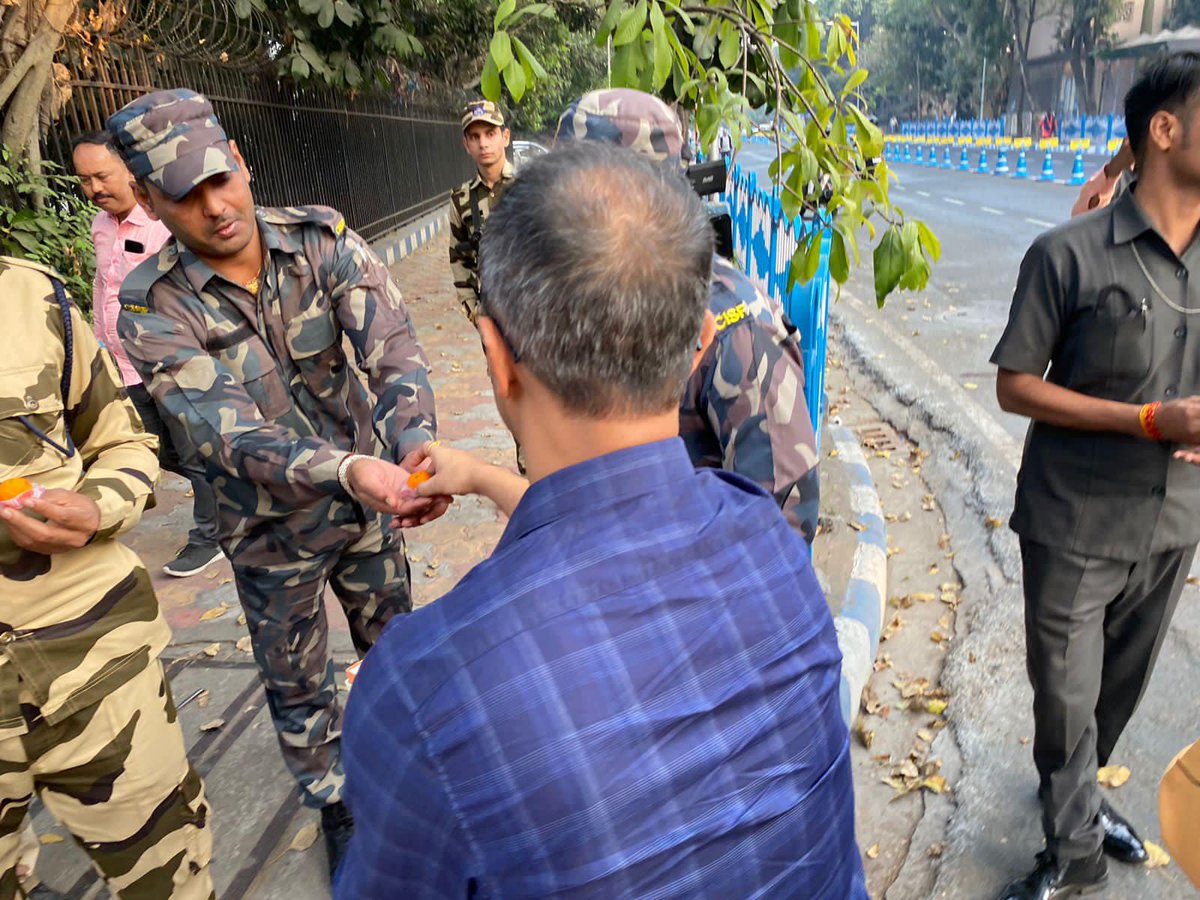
[917, 190, 931, 197]
[981, 206, 1004, 216]
[943, 197, 965, 206]
[1025, 217, 1056, 228]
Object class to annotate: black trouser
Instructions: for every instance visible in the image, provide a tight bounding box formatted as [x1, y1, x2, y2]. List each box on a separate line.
[1020, 538, 1195, 860]
[127, 384, 219, 549]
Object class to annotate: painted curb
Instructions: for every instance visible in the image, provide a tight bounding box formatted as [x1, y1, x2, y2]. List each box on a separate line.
[829, 423, 888, 728]
[371, 204, 450, 266]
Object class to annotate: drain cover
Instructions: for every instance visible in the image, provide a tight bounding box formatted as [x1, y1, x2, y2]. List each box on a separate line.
[856, 422, 900, 452]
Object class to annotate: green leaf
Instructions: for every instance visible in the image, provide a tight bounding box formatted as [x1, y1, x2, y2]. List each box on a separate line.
[481, 54, 502, 101]
[317, 0, 335, 30]
[842, 68, 868, 98]
[511, 36, 548, 80]
[874, 227, 905, 307]
[291, 54, 311, 79]
[344, 57, 363, 87]
[916, 221, 941, 263]
[719, 21, 741, 69]
[614, 0, 647, 46]
[651, 9, 672, 90]
[494, 0, 517, 27]
[234, 0, 251, 18]
[597, 0, 625, 45]
[503, 58, 527, 101]
[334, 0, 360, 25]
[847, 104, 883, 159]
[806, 22, 821, 58]
[490, 31, 514, 71]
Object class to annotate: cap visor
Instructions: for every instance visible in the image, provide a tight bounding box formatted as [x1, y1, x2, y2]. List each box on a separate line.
[156, 146, 240, 202]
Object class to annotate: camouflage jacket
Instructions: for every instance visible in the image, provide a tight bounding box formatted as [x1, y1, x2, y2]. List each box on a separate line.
[0, 257, 169, 737]
[680, 257, 820, 543]
[448, 161, 515, 323]
[118, 206, 436, 557]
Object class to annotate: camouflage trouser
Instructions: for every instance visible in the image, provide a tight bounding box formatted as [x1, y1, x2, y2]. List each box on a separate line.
[0, 661, 213, 899]
[232, 516, 411, 809]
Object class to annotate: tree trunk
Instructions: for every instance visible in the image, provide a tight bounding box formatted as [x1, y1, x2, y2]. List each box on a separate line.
[1006, 0, 1038, 131]
[0, 0, 79, 165]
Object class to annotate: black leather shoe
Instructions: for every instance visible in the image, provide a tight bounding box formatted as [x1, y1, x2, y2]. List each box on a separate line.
[1098, 799, 1149, 864]
[321, 801, 355, 880]
[995, 851, 1107, 900]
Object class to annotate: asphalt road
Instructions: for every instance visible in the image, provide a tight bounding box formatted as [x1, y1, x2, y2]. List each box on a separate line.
[737, 142, 1200, 898]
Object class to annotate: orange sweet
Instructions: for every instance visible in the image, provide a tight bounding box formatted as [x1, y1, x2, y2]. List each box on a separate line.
[0, 478, 33, 502]
[407, 470, 431, 489]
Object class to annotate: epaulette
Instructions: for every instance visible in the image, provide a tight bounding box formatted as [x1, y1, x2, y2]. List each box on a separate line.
[0, 255, 65, 282]
[261, 205, 347, 237]
[709, 257, 783, 334]
[118, 242, 178, 314]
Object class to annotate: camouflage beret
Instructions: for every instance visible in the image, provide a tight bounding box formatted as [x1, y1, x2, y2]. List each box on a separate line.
[107, 89, 239, 202]
[554, 88, 684, 162]
[462, 100, 505, 131]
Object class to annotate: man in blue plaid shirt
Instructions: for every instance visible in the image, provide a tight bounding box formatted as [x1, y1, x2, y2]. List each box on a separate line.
[336, 143, 866, 899]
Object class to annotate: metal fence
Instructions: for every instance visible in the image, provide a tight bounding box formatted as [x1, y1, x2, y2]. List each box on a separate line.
[725, 162, 832, 447]
[45, 48, 471, 241]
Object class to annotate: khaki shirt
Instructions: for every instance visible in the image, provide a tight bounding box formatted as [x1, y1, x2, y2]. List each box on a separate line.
[991, 187, 1200, 560]
[448, 161, 515, 322]
[0, 257, 168, 737]
[118, 206, 436, 562]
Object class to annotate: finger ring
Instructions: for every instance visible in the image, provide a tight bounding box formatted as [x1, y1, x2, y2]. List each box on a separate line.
[428, 440, 442, 448]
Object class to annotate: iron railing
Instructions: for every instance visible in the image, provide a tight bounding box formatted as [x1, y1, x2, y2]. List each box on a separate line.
[46, 45, 471, 241]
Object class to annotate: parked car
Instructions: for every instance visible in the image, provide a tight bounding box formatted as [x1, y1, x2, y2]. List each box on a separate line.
[512, 140, 548, 173]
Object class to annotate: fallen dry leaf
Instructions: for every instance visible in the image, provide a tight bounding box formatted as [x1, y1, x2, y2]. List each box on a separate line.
[856, 723, 876, 750]
[1144, 840, 1171, 869]
[1187, 576, 1199, 586]
[1097, 765, 1131, 789]
[922, 775, 949, 794]
[928, 842, 946, 858]
[202, 643, 220, 658]
[828, 448, 840, 458]
[874, 652, 894, 673]
[963, 382, 979, 390]
[938, 614, 952, 630]
[38, 834, 65, 845]
[926, 699, 948, 715]
[866, 843, 881, 860]
[881, 614, 906, 642]
[918, 728, 934, 742]
[199, 718, 225, 732]
[199, 603, 229, 622]
[968, 652, 978, 663]
[930, 631, 948, 644]
[938, 533, 952, 551]
[985, 516, 1005, 529]
[289, 823, 320, 853]
[927, 564, 940, 575]
[196, 690, 210, 709]
[887, 547, 903, 558]
[237, 613, 247, 626]
[1019, 736, 1031, 746]
[236, 636, 253, 654]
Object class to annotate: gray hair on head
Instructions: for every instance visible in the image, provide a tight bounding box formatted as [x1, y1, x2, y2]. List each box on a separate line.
[479, 141, 713, 417]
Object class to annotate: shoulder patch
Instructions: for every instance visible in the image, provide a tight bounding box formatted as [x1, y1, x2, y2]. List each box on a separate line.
[261, 204, 346, 237]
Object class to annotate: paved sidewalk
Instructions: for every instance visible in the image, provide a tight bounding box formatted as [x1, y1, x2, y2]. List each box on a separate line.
[33, 235, 894, 897]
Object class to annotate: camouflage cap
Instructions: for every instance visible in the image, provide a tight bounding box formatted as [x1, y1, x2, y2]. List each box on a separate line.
[107, 89, 239, 202]
[554, 88, 683, 162]
[462, 100, 505, 132]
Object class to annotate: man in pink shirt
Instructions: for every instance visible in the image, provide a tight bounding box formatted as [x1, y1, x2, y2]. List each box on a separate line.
[73, 132, 222, 577]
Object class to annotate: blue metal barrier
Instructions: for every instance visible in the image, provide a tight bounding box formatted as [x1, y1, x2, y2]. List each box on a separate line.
[727, 164, 831, 445]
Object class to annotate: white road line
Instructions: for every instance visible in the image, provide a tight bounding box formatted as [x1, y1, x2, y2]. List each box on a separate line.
[943, 197, 965, 206]
[981, 206, 1004, 216]
[1025, 217, 1056, 228]
[917, 190, 931, 197]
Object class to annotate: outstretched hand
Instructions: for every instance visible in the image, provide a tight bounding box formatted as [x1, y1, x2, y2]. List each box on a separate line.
[0, 489, 101, 554]
[346, 456, 452, 527]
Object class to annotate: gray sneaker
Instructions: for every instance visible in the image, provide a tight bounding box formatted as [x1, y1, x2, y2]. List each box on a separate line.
[163, 542, 223, 578]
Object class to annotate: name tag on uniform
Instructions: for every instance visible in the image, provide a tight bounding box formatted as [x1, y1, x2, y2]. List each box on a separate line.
[714, 303, 748, 331]
[121, 302, 149, 314]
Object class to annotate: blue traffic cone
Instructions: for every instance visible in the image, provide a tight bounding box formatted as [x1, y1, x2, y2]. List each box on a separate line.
[1068, 149, 1086, 186]
[904, 142, 912, 163]
[1013, 148, 1029, 179]
[994, 146, 1010, 175]
[942, 146, 953, 169]
[1039, 148, 1055, 182]
[926, 144, 939, 167]
[915, 145, 925, 165]
[976, 147, 990, 174]
[958, 146, 971, 171]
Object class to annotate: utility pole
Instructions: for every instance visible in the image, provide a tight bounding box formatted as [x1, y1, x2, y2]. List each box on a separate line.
[916, 61, 921, 119]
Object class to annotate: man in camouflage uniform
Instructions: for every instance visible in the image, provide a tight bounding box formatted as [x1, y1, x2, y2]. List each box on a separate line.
[0, 256, 213, 898]
[108, 90, 444, 875]
[555, 89, 821, 542]
[449, 100, 515, 324]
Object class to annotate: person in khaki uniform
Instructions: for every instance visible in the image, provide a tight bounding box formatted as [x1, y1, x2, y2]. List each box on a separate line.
[448, 100, 515, 324]
[0, 256, 213, 898]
